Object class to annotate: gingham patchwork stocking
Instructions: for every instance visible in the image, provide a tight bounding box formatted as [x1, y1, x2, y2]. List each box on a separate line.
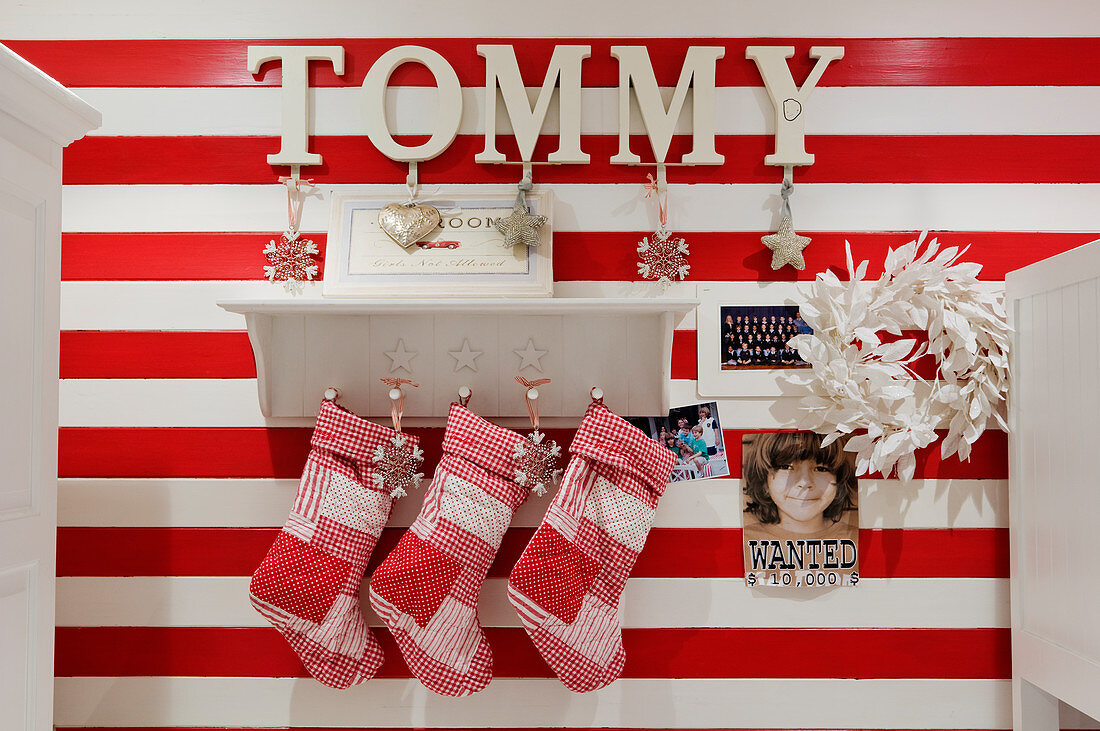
[249, 400, 417, 689]
[369, 403, 529, 696]
[507, 402, 674, 692]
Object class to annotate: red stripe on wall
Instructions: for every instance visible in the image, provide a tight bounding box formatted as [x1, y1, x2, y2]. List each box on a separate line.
[61, 232, 328, 281]
[62, 135, 1100, 184]
[670, 330, 698, 380]
[61, 230, 1094, 282]
[55, 526, 1008, 579]
[56, 327, 932, 381]
[60, 331, 258, 379]
[54, 626, 1010, 679]
[8, 37, 1100, 87]
[56, 427, 1007, 479]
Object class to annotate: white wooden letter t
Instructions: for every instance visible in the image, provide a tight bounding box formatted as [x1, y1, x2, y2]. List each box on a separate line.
[247, 45, 345, 166]
[745, 45, 844, 166]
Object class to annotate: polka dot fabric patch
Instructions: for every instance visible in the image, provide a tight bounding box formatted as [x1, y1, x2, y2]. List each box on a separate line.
[509, 524, 599, 623]
[439, 472, 514, 547]
[249, 531, 352, 624]
[369, 530, 462, 627]
[320, 471, 391, 537]
[582, 474, 656, 553]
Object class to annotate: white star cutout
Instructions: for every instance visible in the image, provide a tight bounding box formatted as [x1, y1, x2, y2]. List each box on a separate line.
[513, 338, 548, 372]
[384, 339, 417, 373]
[448, 339, 482, 372]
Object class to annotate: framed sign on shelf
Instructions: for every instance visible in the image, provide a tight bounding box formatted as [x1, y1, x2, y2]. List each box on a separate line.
[696, 284, 815, 398]
[323, 186, 553, 298]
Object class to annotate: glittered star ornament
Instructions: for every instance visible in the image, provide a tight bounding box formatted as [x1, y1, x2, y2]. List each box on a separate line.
[494, 199, 547, 248]
[761, 216, 812, 271]
[372, 432, 425, 499]
[512, 429, 562, 497]
[637, 229, 690, 286]
[263, 232, 319, 291]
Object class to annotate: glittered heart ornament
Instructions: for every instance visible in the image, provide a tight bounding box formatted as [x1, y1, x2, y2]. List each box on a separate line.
[377, 203, 442, 248]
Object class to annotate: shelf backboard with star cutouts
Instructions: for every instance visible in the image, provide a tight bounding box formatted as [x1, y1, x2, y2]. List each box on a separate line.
[323, 187, 553, 298]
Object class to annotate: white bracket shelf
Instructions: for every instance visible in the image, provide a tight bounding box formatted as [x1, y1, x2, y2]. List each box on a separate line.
[217, 297, 698, 420]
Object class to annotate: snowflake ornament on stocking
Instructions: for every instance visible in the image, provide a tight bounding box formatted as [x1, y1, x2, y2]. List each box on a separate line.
[513, 429, 562, 497]
[372, 432, 425, 499]
[263, 232, 319, 291]
[637, 229, 690, 285]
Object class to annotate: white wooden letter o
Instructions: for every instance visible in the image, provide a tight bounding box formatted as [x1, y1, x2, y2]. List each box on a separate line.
[362, 45, 463, 162]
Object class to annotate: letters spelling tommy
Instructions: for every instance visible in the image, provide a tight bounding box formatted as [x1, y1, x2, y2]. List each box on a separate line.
[247, 43, 844, 170]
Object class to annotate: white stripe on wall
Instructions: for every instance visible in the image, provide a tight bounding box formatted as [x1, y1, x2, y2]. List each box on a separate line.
[56, 477, 1007, 529]
[52, 676, 1014, 728]
[78, 86, 1100, 137]
[54, 575, 1009, 629]
[58, 280, 1007, 331]
[55, 375, 1006, 433]
[7, 0, 1099, 38]
[61, 183, 1100, 233]
[57, 280, 713, 331]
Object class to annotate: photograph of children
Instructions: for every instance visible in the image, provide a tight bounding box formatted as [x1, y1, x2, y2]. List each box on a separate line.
[719, 304, 813, 369]
[740, 431, 859, 589]
[626, 401, 730, 483]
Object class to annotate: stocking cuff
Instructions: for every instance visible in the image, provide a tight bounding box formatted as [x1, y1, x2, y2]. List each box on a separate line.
[570, 403, 675, 497]
[442, 403, 527, 480]
[311, 399, 415, 464]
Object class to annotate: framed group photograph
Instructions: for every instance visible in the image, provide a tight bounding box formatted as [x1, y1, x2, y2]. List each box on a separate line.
[696, 285, 815, 398]
[323, 186, 553, 298]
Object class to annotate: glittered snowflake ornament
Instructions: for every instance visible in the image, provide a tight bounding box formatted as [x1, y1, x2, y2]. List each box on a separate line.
[512, 429, 562, 497]
[263, 232, 319, 292]
[372, 432, 425, 499]
[637, 228, 690, 286]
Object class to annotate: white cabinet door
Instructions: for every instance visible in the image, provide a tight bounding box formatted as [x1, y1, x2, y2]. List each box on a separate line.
[0, 45, 98, 731]
[0, 162, 57, 731]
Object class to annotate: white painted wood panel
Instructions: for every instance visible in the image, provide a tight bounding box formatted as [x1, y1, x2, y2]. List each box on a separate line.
[1007, 240, 1100, 726]
[61, 183, 1100, 233]
[56, 477, 1008, 529]
[53, 676, 1014, 728]
[78, 86, 1100, 137]
[55, 576, 1009, 629]
[0, 42, 98, 731]
[57, 280, 1004, 331]
[56, 376, 1010, 432]
[5, 0, 1098, 38]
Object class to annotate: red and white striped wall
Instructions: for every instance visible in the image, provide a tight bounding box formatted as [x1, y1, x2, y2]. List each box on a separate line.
[5, 1, 1100, 729]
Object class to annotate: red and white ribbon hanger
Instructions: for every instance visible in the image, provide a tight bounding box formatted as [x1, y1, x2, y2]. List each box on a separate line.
[515, 375, 551, 431]
[380, 377, 419, 434]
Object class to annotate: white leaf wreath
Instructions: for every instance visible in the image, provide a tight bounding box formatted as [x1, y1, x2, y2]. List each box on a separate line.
[785, 233, 1010, 482]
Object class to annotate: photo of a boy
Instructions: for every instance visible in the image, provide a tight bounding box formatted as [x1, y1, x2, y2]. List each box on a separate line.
[740, 431, 859, 588]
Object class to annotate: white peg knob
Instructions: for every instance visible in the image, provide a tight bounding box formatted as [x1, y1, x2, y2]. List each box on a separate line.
[591, 387, 604, 401]
[527, 388, 539, 401]
[458, 385, 471, 399]
[323, 387, 338, 401]
[389, 388, 402, 401]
